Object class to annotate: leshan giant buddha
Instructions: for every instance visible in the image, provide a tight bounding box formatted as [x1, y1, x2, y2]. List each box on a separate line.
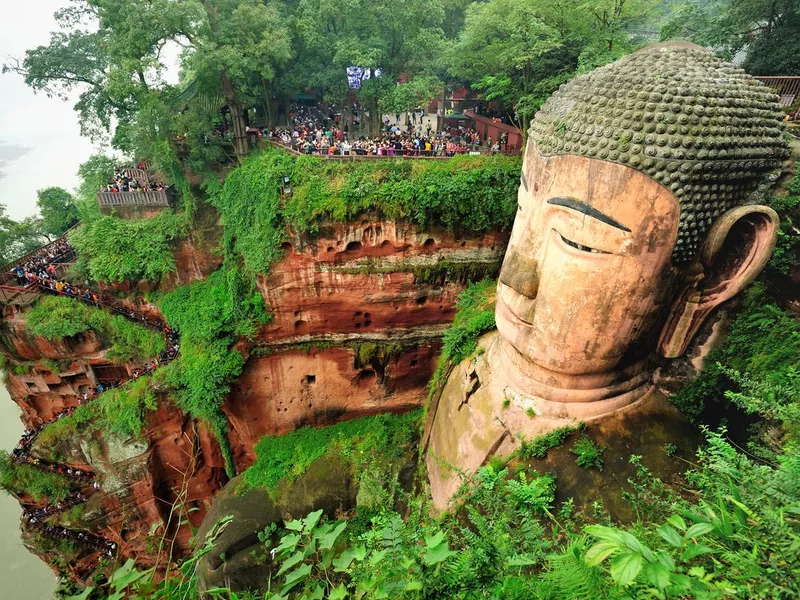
[424, 42, 788, 508]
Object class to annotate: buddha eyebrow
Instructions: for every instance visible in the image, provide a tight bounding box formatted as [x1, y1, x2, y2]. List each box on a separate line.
[547, 197, 631, 232]
[520, 172, 528, 191]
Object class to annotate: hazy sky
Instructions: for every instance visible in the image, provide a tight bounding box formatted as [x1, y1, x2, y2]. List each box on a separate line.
[0, 0, 97, 221]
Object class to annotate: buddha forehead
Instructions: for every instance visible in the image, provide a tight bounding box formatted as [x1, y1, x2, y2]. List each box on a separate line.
[528, 42, 787, 265]
[518, 149, 680, 258]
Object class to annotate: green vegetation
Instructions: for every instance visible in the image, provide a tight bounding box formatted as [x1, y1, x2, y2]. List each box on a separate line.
[154, 267, 270, 476]
[517, 425, 582, 460]
[69, 211, 186, 284]
[241, 411, 420, 494]
[25, 296, 165, 363]
[37, 376, 158, 445]
[428, 280, 497, 398]
[570, 435, 605, 471]
[671, 283, 800, 437]
[0, 451, 72, 502]
[36, 187, 79, 238]
[766, 164, 800, 278]
[211, 151, 520, 280]
[412, 260, 502, 287]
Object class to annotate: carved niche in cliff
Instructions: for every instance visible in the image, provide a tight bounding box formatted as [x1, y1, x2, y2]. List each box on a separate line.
[424, 42, 789, 508]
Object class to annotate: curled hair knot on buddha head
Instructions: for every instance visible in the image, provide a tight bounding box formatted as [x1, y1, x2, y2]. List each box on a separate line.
[530, 42, 789, 265]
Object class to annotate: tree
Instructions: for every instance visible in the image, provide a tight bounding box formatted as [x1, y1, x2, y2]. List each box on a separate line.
[661, 0, 800, 75]
[0, 206, 49, 264]
[449, 0, 565, 137]
[36, 187, 79, 238]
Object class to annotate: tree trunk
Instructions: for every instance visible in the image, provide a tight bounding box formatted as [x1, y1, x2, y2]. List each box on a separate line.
[221, 71, 249, 163]
[439, 84, 447, 131]
[368, 96, 380, 137]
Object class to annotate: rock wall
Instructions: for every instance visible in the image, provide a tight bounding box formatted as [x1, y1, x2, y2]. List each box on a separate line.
[1, 215, 508, 576]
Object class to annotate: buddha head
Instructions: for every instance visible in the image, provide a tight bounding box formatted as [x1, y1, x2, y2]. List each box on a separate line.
[496, 42, 787, 404]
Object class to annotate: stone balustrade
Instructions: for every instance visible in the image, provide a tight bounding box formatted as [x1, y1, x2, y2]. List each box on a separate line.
[97, 190, 169, 207]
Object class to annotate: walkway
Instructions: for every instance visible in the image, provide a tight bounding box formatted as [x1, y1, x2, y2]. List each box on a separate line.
[6, 240, 181, 571]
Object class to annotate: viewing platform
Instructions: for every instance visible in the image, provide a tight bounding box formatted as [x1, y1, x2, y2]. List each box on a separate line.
[97, 190, 170, 208]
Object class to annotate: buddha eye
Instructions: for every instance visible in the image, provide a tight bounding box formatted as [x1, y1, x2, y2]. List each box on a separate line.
[557, 231, 610, 255]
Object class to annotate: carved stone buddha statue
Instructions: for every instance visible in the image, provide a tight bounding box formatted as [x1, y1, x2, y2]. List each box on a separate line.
[424, 42, 788, 509]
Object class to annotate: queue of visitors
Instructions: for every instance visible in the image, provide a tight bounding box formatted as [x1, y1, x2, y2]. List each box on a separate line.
[7, 235, 180, 563]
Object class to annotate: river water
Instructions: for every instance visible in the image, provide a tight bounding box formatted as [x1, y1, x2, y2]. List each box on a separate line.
[0, 383, 57, 599]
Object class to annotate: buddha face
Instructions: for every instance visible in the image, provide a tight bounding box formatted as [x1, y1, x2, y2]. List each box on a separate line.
[496, 144, 682, 378]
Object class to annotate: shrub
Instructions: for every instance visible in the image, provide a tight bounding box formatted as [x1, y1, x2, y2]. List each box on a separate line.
[69, 211, 186, 283]
[517, 425, 581, 460]
[25, 296, 165, 363]
[570, 435, 605, 471]
[210, 149, 520, 280]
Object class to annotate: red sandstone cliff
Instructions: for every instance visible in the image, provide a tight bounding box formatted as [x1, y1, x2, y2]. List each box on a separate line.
[1, 216, 507, 577]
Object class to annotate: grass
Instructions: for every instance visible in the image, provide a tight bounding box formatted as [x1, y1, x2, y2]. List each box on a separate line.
[25, 295, 165, 363]
[516, 425, 582, 460]
[0, 451, 73, 502]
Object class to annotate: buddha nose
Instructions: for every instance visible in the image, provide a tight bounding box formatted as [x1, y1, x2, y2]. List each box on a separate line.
[498, 247, 539, 299]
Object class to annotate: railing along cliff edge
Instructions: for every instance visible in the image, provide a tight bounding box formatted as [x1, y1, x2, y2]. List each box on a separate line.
[97, 190, 169, 207]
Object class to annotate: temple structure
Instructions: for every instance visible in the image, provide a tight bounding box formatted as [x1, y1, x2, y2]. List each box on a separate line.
[424, 42, 789, 508]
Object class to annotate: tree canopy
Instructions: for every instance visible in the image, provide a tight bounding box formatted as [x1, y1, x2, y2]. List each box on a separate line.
[36, 187, 79, 238]
[2, 0, 797, 170]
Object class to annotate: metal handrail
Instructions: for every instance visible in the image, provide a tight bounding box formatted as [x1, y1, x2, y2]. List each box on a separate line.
[0, 223, 80, 275]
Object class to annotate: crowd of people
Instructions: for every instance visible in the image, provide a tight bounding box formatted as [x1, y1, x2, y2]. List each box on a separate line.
[6, 236, 181, 563]
[25, 489, 94, 523]
[99, 167, 167, 194]
[264, 102, 497, 157]
[31, 521, 118, 558]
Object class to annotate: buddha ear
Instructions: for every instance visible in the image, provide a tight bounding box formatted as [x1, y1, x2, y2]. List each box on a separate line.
[657, 205, 779, 359]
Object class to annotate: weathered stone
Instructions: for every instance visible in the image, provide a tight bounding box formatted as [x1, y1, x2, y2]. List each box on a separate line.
[425, 42, 785, 510]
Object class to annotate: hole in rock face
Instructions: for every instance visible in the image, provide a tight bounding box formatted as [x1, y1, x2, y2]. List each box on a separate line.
[460, 241, 467, 248]
[305, 374, 316, 385]
[354, 311, 362, 317]
[327, 246, 335, 253]
[358, 369, 377, 386]
[377, 240, 396, 256]
[375, 226, 383, 237]
[364, 312, 371, 319]
[355, 322, 362, 329]
[410, 359, 418, 367]
[423, 238, 436, 249]
[346, 241, 362, 252]
[280, 242, 293, 253]
[364, 320, 372, 327]
[294, 310, 301, 317]
[294, 320, 309, 333]
[415, 296, 427, 305]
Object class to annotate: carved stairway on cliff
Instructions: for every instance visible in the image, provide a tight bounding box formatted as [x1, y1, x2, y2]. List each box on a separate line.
[0, 232, 77, 306]
[8, 247, 181, 573]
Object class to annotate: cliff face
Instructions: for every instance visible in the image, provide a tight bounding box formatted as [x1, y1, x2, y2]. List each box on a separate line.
[1, 216, 507, 577]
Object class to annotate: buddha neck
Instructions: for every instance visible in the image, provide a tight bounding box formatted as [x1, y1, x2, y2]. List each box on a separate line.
[491, 336, 653, 408]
